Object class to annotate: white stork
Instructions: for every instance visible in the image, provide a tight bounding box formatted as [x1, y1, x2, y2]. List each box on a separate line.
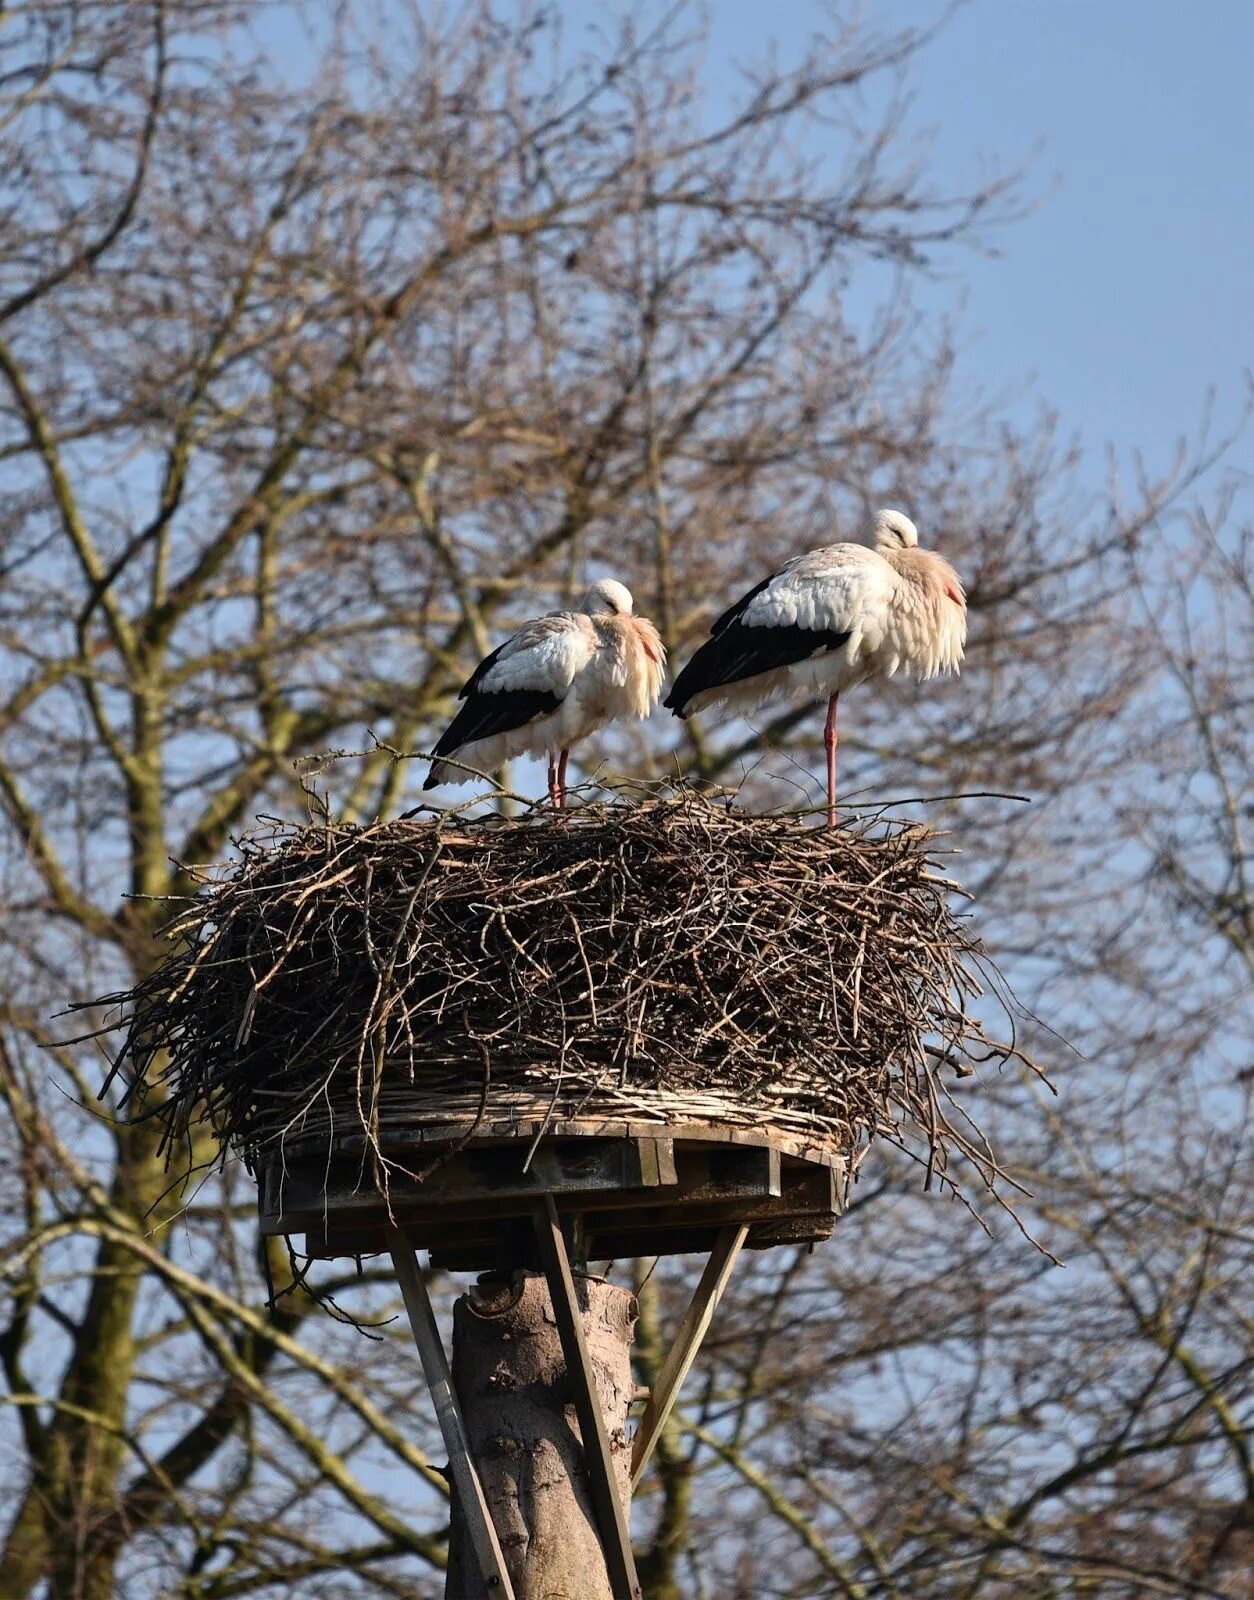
[424, 578, 666, 807]
[664, 509, 967, 825]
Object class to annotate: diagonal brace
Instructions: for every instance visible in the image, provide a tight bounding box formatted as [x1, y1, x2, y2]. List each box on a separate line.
[630, 1224, 748, 1488]
[531, 1196, 641, 1600]
[388, 1233, 517, 1599]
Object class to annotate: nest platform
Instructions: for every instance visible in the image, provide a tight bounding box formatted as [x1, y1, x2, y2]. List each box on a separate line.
[259, 1118, 842, 1267]
[104, 792, 1003, 1264]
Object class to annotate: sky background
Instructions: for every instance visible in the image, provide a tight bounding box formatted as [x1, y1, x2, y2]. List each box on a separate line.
[266, 0, 1254, 486]
[696, 0, 1253, 476]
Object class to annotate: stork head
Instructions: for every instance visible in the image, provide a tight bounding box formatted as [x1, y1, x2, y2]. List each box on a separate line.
[581, 577, 635, 616]
[870, 508, 919, 553]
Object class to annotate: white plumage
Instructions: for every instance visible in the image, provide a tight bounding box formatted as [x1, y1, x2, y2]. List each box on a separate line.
[425, 578, 666, 806]
[665, 510, 967, 824]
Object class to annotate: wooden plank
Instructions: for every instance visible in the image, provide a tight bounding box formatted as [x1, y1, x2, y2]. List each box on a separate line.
[416, 1213, 839, 1273]
[285, 1143, 776, 1242]
[595, 1218, 835, 1262]
[630, 1225, 747, 1488]
[748, 1214, 838, 1248]
[255, 1126, 844, 1235]
[531, 1196, 641, 1600]
[574, 1145, 780, 1212]
[388, 1235, 517, 1598]
[263, 1117, 847, 1173]
[307, 1159, 837, 1263]
[585, 1162, 837, 1244]
[635, 1137, 678, 1187]
[261, 1137, 678, 1231]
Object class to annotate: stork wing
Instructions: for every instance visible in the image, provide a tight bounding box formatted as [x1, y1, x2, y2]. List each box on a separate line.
[426, 612, 595, 777]
[665, 544, 891, 714]
[731, 545, 894, 631]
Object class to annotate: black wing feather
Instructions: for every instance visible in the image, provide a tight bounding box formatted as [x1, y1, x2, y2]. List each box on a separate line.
[423, 685, 563, 787]
[665, 592, 850, 717]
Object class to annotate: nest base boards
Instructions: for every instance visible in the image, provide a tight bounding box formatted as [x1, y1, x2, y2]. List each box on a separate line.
[256, 1120, 844, 1269]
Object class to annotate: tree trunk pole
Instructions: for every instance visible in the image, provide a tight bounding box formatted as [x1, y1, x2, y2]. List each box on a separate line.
[445, 1271, 638, 1600]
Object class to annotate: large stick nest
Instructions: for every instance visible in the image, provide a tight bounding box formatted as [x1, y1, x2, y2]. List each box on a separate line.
[101, 793, 1022, 1195]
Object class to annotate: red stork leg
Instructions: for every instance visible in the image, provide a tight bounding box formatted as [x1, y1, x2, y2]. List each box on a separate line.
[556, 747, 570, 809]
[547, 755, 559, 808]
[823, 693, 839, 829]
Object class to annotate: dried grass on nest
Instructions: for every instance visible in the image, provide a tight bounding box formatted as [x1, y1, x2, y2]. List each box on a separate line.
[97, 790, 1027, 1201]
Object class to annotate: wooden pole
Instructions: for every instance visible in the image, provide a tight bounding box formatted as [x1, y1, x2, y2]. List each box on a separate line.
[531, 1197, 641, 1600]
[446, 1264, 639, 1600]
[388, 1236, 517, 1597]
[630, 1224, 747, 1488]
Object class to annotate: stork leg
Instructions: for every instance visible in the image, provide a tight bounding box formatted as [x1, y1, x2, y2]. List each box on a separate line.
[547, 755, 559, 808]
[556, 747, 570, 809]
[824, 693, 839, 829]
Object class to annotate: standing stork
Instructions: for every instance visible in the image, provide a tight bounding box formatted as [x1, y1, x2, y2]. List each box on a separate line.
[664, 510, 967, 825]
[424, 579, 666, 807]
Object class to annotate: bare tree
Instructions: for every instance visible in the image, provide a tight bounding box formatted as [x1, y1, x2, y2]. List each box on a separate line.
[0, 3, 1248, 1597]
[627, 460, 1253, 1599]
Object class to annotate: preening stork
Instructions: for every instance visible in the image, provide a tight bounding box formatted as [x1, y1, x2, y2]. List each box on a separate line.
[424, 579, 666, 807]
[664, 510, 967, 825]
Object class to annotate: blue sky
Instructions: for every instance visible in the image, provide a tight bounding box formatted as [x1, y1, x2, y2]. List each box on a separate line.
[264, 0, 1253, 475]
[703, 0, 1253, 471]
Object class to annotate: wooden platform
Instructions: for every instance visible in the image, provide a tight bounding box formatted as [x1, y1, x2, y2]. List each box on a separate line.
[257, 1119, 845, 1268]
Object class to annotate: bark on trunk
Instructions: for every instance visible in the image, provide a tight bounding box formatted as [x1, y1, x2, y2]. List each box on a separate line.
[445, 1270, 637, 1600]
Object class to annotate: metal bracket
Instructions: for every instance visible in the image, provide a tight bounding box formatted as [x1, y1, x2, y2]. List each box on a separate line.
[388, 1234, 517, 1599]
[630, 1224, 748, 1487]
[531, 1195, 642, 1600]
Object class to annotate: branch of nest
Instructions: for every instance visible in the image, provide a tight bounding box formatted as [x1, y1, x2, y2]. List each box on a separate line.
[79, 788, 1040, 1218]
